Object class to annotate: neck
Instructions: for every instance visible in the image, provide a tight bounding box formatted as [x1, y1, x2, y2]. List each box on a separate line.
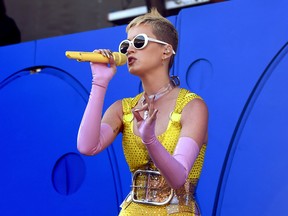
[141, 80, 174, 106]
[141, 74, 171, 96]
[146, 82, 172, 98]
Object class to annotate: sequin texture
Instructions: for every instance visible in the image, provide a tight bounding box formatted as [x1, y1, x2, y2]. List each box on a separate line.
[120, 89, 207, 216]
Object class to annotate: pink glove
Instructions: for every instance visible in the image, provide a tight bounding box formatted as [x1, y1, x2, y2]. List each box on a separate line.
[133, 107, 199, 189]
[77, 51, 116, 155]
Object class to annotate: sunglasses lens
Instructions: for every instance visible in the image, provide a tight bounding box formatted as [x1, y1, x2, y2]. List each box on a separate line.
[119, 35, 147, 54]
[133, 35, 146, 49]
[119, 41, 129, 54]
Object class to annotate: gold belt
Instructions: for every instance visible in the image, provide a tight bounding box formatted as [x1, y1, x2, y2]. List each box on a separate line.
[120, 169, 201, 215]
[131, 169, 174, 205]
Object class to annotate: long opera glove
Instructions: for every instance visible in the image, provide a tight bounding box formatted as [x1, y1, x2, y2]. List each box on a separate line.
[138, 115, 200, 189]
[77, 63, 115, 155]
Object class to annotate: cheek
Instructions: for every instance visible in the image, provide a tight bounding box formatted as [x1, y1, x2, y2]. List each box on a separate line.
[144, 52, 162, 66]
[143, 48, 162, 61]
[128, 49, 163, 73]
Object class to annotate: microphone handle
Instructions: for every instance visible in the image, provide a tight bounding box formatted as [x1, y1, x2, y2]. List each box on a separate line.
[65, 51, 127, 66]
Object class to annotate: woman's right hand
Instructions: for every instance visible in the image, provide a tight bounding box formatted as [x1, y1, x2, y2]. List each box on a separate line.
[91, 49, 117, 88]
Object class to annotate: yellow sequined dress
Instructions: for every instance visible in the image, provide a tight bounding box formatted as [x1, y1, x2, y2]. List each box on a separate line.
[119, 89, 206, 216]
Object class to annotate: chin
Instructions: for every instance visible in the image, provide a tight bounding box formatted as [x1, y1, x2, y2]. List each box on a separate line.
[128, 66, 137, 75]
[128, 65, 146, 76]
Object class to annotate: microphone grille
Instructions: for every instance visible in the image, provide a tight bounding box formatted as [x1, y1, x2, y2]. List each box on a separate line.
[112, 52, 127, 66]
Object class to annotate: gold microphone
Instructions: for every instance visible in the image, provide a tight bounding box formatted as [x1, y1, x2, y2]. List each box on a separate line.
[65, 51, 127, 66]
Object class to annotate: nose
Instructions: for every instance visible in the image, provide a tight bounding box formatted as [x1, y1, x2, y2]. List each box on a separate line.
[126, 41, 135, 54]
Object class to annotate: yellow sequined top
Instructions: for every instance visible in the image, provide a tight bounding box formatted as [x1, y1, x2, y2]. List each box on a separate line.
[119, 88, 207, 216]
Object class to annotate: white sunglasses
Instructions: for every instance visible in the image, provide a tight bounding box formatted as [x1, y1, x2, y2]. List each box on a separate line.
[118, 33, 176, 55]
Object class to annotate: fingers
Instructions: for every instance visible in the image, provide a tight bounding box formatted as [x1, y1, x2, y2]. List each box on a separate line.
[92, 49, 116, 66]
[133, 95, 158, 124]
[134, 103, 148, 113]
[132, 109, 143, 122]
[132, 104, 148, 122]
[93, 49, 115, 64]
[150, 108, 158, 121]
[94, 49, 112, 58]
[143, 94, 156, 118]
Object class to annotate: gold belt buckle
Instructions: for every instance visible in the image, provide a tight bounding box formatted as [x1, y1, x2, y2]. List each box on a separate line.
[131, 169, 174, 206]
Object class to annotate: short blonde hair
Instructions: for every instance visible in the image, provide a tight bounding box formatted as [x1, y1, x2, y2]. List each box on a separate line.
[126, 8, 178, 69]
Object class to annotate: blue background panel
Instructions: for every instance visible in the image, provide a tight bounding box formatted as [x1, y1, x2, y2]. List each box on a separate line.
[217, 43, 288, 216]
[1, 1, 288, 215]
[0, 41, 36, 81]
[0, 67, 119, 215]
[174, 1, 288, 215]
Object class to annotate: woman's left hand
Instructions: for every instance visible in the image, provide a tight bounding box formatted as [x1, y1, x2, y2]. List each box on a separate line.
[132, 95, 158, 143]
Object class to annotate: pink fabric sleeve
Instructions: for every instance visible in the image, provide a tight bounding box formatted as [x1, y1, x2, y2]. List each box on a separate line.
[173, 137, 200, 178]
[138, 116, 200, 189]
[78, 121, 114, 155]
[77, 63, 115, 155]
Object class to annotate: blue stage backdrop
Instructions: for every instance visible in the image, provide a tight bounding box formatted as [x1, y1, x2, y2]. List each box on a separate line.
[0, 1, 288, 215]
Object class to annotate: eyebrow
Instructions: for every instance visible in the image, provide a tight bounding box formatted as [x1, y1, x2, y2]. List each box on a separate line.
[127, 34, 137, 41]
[128, 34, 153, 41]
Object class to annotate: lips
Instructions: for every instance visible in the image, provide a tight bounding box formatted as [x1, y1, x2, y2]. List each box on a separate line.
[128, 56, 136, 65]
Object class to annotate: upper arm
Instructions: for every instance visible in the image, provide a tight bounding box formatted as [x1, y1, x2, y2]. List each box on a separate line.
[102, 99, 123, 136]
[180, 98, 208, 148]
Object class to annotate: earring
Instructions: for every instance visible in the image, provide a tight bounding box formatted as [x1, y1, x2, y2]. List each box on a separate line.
[165, 49, 170, 54]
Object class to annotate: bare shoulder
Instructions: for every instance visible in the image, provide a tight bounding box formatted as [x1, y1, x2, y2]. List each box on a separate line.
[181, 98, 208, 124]
[104, 99, 123, 118]
[183, 97, 208, 115]
[180, 97, 208, 145]
[109, 99, 123, 111]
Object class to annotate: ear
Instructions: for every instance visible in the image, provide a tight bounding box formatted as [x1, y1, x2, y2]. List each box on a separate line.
[163, 45, 173, 59]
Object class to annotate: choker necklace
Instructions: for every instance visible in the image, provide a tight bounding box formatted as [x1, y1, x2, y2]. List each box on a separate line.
[142, 82, 173, 103]
[141, 82, 174, 119]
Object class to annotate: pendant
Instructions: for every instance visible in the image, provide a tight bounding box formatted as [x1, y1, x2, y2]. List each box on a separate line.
[144, 110, 149, 120]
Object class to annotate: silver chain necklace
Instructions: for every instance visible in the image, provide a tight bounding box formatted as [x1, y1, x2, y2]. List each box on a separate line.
[141, 82, 174, 119]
